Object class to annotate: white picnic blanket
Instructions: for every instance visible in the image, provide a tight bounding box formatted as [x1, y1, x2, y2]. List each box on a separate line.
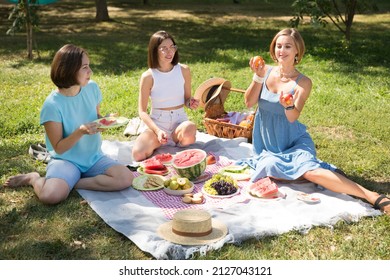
[77, 131, 381, 259]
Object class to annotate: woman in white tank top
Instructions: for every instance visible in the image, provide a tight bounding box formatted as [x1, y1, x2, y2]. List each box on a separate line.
[132, 30, 199, 162]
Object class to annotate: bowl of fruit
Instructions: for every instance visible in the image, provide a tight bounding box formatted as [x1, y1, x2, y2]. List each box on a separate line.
[163, 176, 194, 196]
[202, 174, 239, 198]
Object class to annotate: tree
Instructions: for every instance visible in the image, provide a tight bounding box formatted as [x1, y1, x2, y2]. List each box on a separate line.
[7, 0, 39, 59]
[95, 0, 110, 22]
[290, 0, 377, 44]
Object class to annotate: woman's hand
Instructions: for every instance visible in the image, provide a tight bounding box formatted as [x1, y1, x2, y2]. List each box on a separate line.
[80, 122, 103, 135]
[279, 91, 294, 108]
[249, 56, 266, 77]
[156, 129, 168, 144]
[187, 97, 199, 110]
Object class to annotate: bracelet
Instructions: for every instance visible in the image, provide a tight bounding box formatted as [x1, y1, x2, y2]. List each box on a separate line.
[285, 105, 295, 110]
[252, 73, 264, 84]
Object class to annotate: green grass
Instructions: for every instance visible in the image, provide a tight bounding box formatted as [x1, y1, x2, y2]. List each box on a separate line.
[0, 0, 389, 260]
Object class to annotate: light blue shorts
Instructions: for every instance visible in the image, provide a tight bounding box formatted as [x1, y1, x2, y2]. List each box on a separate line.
[46, 156, 120, 190]
[150, 107, 188, 146]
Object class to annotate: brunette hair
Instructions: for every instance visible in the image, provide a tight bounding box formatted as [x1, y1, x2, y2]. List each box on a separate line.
[147, 30, 179, 68]
[50, 44, 88, 88]
[269, 28, 305, 65]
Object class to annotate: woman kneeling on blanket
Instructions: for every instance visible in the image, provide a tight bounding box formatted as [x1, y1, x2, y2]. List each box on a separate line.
[241, 28, 390, 215]
[3, 44, 134, 205]
[132, 30, 199, 162]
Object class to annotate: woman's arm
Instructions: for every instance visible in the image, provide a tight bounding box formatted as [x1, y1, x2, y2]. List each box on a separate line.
[181, 64, 199, 109]
[282, 75, 312, 123]
[244, 58, 268, 108]
[44, 121, 96, 155]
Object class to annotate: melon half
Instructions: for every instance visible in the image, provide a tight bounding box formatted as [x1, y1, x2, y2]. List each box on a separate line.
[172, 149, 207, 180]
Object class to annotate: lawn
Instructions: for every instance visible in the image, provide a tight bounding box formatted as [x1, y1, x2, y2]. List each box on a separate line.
[0, 0, 389, 260]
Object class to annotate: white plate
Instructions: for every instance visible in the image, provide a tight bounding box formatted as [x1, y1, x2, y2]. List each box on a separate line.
[163, 182, 194, 196]
[94, 116, 129, 128]
[246, 188, 286, 201]
[297, 192, 321, 204]
[201, 185, 240, 198]
[132, 175, 165, 191]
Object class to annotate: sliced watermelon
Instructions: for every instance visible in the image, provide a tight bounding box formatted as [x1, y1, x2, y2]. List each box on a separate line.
[249, 177, 278, 197]
[144, 165, 169, 175]
[99, 118, 116, 126]
[142, 158, 165, 170]
[154, 153, 173, 164]
[249, 177, 272, 191]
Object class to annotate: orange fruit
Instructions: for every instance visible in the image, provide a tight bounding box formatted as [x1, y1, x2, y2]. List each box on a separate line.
[253, 56, 265, 69]
[239, 120, 251, 128]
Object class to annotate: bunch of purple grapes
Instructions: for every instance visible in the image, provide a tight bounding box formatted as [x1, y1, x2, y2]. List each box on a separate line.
[211, 181, 237, 195]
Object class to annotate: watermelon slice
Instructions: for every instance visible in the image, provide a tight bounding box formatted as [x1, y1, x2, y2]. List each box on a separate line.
[154, 153, 173, 164]
[144, 165, 169, 175]
[141, 158, 165, 170]
[249, 177, 279, 198]
[99, 118, 117, 126]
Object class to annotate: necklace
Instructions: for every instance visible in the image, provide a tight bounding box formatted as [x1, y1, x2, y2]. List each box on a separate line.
[275, 67, 297, 82]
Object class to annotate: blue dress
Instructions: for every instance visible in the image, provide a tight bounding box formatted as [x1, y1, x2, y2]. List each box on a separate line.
[239, 67, 337, 182]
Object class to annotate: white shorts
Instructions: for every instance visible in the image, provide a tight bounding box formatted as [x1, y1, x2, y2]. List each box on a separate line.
[150, 107, 188, 146]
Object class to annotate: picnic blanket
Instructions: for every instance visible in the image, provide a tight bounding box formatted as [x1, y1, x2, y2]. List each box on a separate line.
[77, 131, 381, 259]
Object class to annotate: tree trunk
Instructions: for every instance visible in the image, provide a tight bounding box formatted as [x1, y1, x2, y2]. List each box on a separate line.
[27, 20, 33, 59]
[95, 0, 110, 22]
[25, 0, 33, 59]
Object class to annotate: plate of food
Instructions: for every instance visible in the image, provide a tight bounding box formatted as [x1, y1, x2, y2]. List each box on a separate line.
[218, 164, 252, 181]
[201, 174, 240, 198]
[137, 157, 169, 176]
[163, 176, 194, 196]
[132, 175, 165, 191]
[94, 116, 129, 128]
[296, 192, 321, 204]
[246, 177, 286, 201]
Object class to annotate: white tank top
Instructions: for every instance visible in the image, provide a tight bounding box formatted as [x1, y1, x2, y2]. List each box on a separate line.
[150, 63, 185, 108]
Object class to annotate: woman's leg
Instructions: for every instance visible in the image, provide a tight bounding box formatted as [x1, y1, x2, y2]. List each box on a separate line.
[303, 168, 390, 214]
[173, 120, 197, 146]
[75, 164, 133, 191]
[131, 129, 161, 162]
[4, 173, 70, 205]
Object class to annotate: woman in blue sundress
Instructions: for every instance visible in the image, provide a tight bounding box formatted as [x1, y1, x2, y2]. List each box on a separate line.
[240, 28, 389, 215]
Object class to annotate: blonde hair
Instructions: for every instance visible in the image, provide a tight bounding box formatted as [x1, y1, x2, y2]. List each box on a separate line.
[269, 28, 305, 65]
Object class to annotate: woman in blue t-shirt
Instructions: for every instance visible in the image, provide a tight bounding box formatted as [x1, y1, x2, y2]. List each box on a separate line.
[4, 44, 134, 204]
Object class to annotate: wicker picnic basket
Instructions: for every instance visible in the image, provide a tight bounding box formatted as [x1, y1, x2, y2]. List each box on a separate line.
[195, 78, 255, 143]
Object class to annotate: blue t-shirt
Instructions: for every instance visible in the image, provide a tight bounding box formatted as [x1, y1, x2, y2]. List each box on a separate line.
[40, 80, 104, 172]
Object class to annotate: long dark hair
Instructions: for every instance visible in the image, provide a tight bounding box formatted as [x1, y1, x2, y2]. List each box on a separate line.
[147, 30, 179, 68]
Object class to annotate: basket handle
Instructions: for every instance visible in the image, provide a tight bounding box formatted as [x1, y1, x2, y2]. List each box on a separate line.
[222, 86, 246, 93]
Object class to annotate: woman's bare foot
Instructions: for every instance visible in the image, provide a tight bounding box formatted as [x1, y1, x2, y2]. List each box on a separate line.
[3, 172, 40, 188]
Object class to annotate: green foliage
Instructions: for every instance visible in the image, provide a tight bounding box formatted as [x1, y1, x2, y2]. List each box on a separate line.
[7, 0, 40, 35]
[290, 0, 378, 43]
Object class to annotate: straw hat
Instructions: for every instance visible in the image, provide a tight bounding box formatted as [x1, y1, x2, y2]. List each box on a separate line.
[194, 78, 231, 109]
[157, 209, 228, 245]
